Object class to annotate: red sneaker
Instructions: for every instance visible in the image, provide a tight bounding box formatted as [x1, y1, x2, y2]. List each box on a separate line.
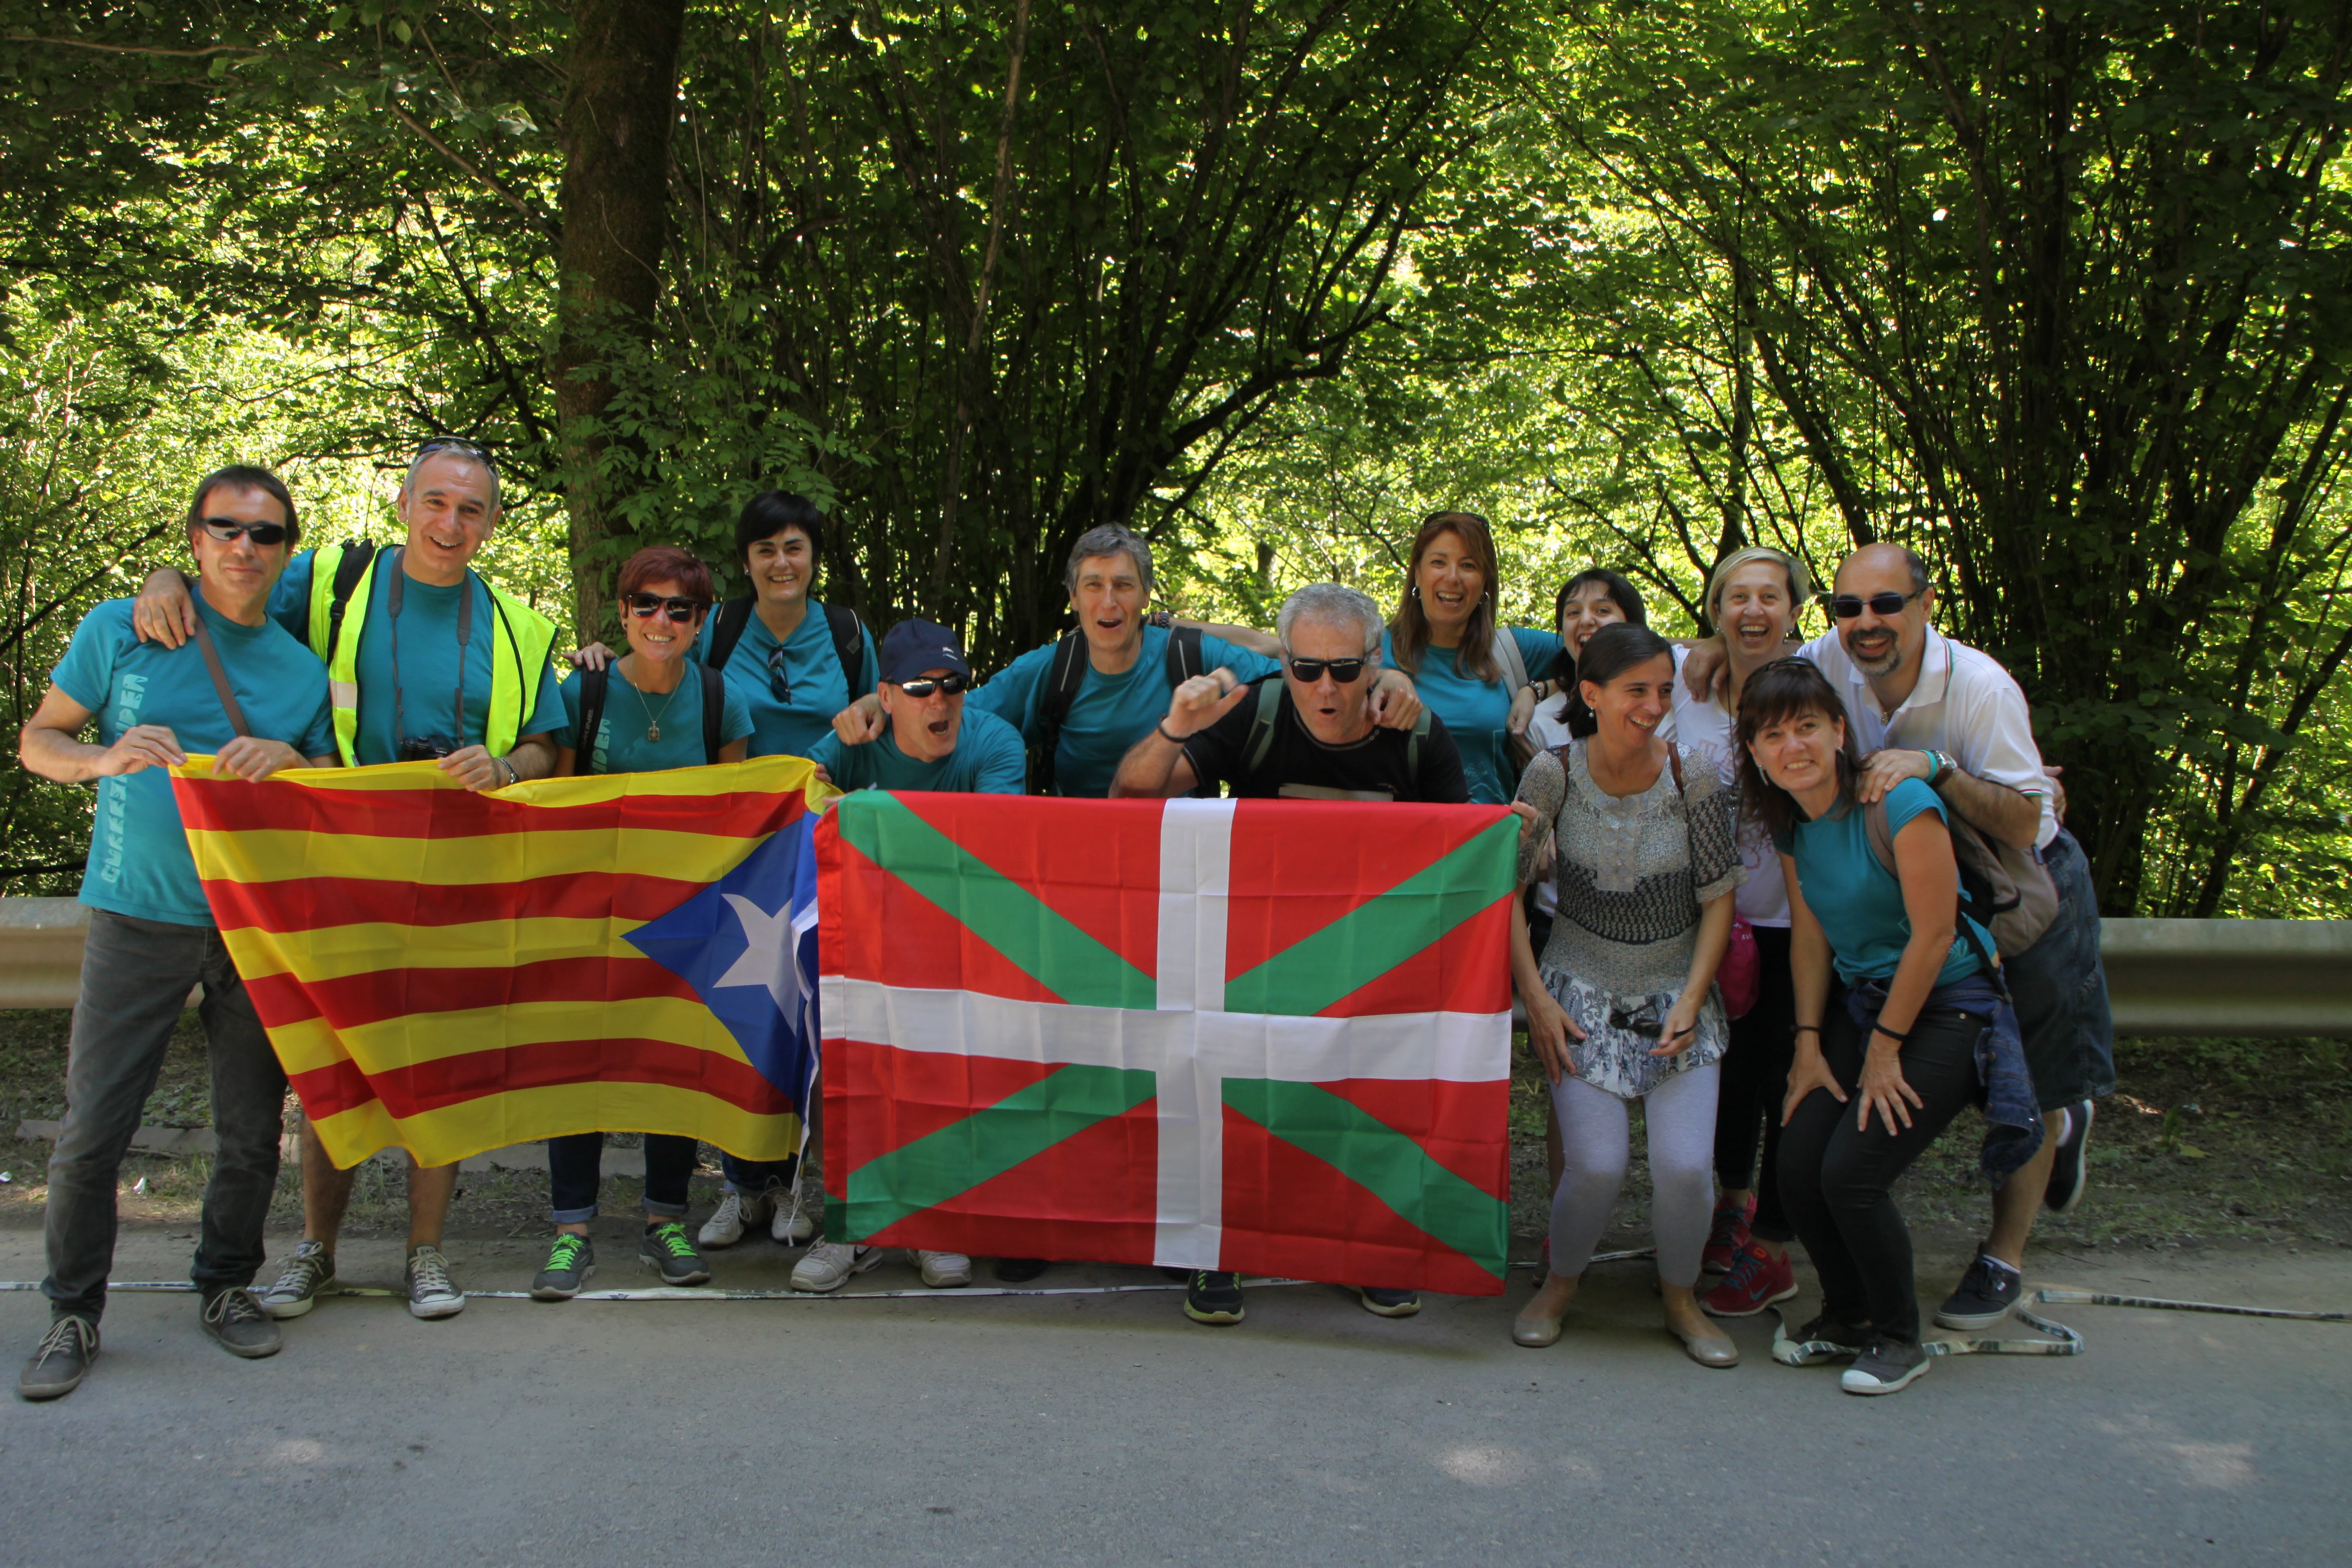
[1701, 1193, 1757, 1274]
[1701, 1238, 1797, 1317]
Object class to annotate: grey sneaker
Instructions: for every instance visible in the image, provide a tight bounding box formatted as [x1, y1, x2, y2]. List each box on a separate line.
[257, 1240, 336, 1320]
[640, 1221, 712, 1286]
[531, 1233, 595, 1301]
[199, 1288, 282, 1359]
[1778, 1312, 1873, 1366]
[404, 1244, 466, 1320]
[18, 1316, 98, 1401]
[1935, 1252, 2022, 1330]
[1842, 1336, 1931, 1395]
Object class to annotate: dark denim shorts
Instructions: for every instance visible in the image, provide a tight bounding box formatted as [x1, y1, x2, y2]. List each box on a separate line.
[2002, 828, 2116, 1110]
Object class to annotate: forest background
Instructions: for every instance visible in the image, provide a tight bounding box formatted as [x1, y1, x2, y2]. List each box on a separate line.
[0, 0, 2347, 923]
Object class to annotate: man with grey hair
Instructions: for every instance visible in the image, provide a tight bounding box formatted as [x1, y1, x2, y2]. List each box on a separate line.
[1114, 582, 1467, 1326]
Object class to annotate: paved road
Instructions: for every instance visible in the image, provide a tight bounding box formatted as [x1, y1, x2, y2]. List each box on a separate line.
[0, 1225, 2344, 1566]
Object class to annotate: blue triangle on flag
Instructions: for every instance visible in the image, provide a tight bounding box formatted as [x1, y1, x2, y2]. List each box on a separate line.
[623, 813, 820, 1110]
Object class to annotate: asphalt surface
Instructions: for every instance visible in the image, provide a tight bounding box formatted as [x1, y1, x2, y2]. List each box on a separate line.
[0, 1225, 2345, 1567]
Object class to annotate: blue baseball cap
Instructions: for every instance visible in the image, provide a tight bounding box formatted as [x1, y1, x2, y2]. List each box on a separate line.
[879, 619, 973, 685]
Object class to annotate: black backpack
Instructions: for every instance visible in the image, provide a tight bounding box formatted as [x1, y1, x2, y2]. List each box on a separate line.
[703, 597, 867, 694]
[1028, 623, 1205, 795]
[572, 663, 729, 774]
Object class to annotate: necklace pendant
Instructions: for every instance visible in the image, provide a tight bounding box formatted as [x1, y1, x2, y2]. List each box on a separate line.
[647, 723, 661, 743]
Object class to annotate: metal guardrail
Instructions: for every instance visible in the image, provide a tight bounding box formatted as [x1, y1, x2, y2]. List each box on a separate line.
[0, 898, 2346, 1036]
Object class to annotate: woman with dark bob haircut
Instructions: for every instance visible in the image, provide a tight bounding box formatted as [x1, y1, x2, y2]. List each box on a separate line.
[1736, 657, 2034, 1397]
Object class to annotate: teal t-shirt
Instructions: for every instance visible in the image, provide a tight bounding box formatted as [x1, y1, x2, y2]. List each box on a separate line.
[554, 665, 754, 776]
[694, 600, 879, 761]
[1782, 778, 1990, 987]
[970, 626, 1278, 798]
[808, 705, 1027, 795]
[269, 550, 564, 766]
[51, 596, 335, 926]
[1378, 625, 1563, 805]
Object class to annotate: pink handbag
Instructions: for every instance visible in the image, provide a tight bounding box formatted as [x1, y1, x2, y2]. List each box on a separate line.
[1719, 915, 1761, 1020]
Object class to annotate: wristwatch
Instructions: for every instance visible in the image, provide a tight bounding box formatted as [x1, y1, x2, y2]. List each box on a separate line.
[1924, 749, 1955, 788]
[1146, 610, 1175, 629]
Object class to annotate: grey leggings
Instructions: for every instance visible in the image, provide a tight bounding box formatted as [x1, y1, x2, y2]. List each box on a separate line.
[1549, 1064, 1721, 1290]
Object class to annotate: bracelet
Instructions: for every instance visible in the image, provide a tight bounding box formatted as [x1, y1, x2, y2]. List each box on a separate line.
[497, 756, 519, 787]
[1155, 722, 1185, 745]
[1792, 1024, 1820, 1037]
[1870, 1022, 1911, 1046]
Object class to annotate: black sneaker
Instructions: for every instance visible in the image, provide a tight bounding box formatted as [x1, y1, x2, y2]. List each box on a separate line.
[531, 1233, 595, 1300]
[640, 1221, 712, 1286]
[18, 1316, 98, 1401]
[1842, 1335, 1931, 1395]
[199, 1288, 282, 1360]
[2044, 1099, 2096, 1214]
[1355, 1285, 1421, 1318]
[1184, 1270, 1245, 1325]
[1935, 1251, 2022, 1330]
[1781, 1312, 1873, 1366]
[993, 1257, 1049, 1283]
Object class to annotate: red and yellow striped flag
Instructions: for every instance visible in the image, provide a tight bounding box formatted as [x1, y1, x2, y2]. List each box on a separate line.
[170, 755, 833, 1169]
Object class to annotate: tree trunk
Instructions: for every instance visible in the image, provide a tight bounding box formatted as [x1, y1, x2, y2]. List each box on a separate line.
[550, 0, 689, 643]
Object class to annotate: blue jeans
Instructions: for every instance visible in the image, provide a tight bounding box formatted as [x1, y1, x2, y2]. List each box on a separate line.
[2005, 829, 2116, 1110]
[720, 1150, 799, 1197]
[546, 1133, 697, 1224]
[43, 910, 287, 1321]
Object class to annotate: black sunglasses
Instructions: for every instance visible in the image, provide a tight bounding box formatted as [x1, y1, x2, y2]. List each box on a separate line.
[894, 674, 971, 698]
[1829, 588, 1924, 620]
[1286, 655, 1368, 684]
[197, 517, 290, 546]
[415, 436, 500, 473]
[625, 592, 709, 624]
[765, 646, 792, 704]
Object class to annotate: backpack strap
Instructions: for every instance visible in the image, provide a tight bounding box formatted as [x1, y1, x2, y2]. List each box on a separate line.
[1027, 630, 1091, 794]
[573, 665, 609, 778]
[324, 539, 376, 662]
[704, 598, 756, 671]
[1407, 707, 1430, 789]
[700, 663, 726, 765]
[824, 603, 865, 692]
[1862, 796, 1896, 874]
[1243, 678, 1284, 774]
[1165, 623, 1205, 685]
[1860, 794, 2007, 990]
[177, 574, 252, 739]
[1490, 626, 1528, 691]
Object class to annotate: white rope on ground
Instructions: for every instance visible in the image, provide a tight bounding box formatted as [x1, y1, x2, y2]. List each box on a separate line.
[1507, 1248, 1655, 1270]
[1769, 1303, 2085, 1365]
[0, 1276, 1323, 1302]
[2035, 1286, 2352, 1323]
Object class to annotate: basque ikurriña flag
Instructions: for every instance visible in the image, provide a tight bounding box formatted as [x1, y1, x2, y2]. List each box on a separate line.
[817, 792, 1519, 1294]
[169, 754, 831, 1169]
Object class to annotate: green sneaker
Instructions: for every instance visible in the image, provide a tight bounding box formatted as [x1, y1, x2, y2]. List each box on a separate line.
[639, 1220, 711, 1286]
[531, 1233, 595, 1301]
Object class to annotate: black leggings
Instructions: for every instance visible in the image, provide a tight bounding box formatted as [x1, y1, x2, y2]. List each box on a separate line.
[1775, 988, 1983, 1343]
[1713, 925, 1796, 1242]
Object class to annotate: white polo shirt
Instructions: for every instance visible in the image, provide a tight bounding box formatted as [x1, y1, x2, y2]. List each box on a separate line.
[1798, 625, 2057, 850]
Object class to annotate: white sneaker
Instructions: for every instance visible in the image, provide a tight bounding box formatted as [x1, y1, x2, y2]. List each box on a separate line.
[698, 1188, 774, 1249]
[770, 1181, 818, 1245]
[790, 1241, 881, 1293]
[404, 1244, 466, 1320]
[916, 1250, 972, 1289]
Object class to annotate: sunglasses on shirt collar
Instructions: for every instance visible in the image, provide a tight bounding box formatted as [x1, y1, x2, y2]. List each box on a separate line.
[197, 517, 290, 546]
[625, 592, 710, 624]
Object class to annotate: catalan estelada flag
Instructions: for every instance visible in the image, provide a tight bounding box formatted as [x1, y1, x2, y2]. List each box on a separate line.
[169, 755, 831, 1169]
[818, 793, 1519, 1295]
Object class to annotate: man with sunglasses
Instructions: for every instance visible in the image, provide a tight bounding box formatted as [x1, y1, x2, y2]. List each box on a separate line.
[17, 467, 338, 1401]
[1686, 541, 2113, 1331]
[1112, 583, 1468, 1327]
[793, 620, 1022, 1292]
[129, 438, 567, 1323]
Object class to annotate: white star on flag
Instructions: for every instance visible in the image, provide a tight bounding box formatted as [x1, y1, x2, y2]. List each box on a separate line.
[714, 891, 809, 1022]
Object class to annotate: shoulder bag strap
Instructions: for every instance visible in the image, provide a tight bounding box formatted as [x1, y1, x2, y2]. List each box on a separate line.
[705, 598, 755, 671]
[178, 574, 253, 739]
[1243, 678, 1284, 774]
[324, 539, 376, 661]
[700, 663, 726, 764]
[824, 603, 865, 692]
[1165, 623, 1204, 686]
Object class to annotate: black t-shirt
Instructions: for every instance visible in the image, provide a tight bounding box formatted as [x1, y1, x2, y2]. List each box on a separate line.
[1180, 677, 1470, 803]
